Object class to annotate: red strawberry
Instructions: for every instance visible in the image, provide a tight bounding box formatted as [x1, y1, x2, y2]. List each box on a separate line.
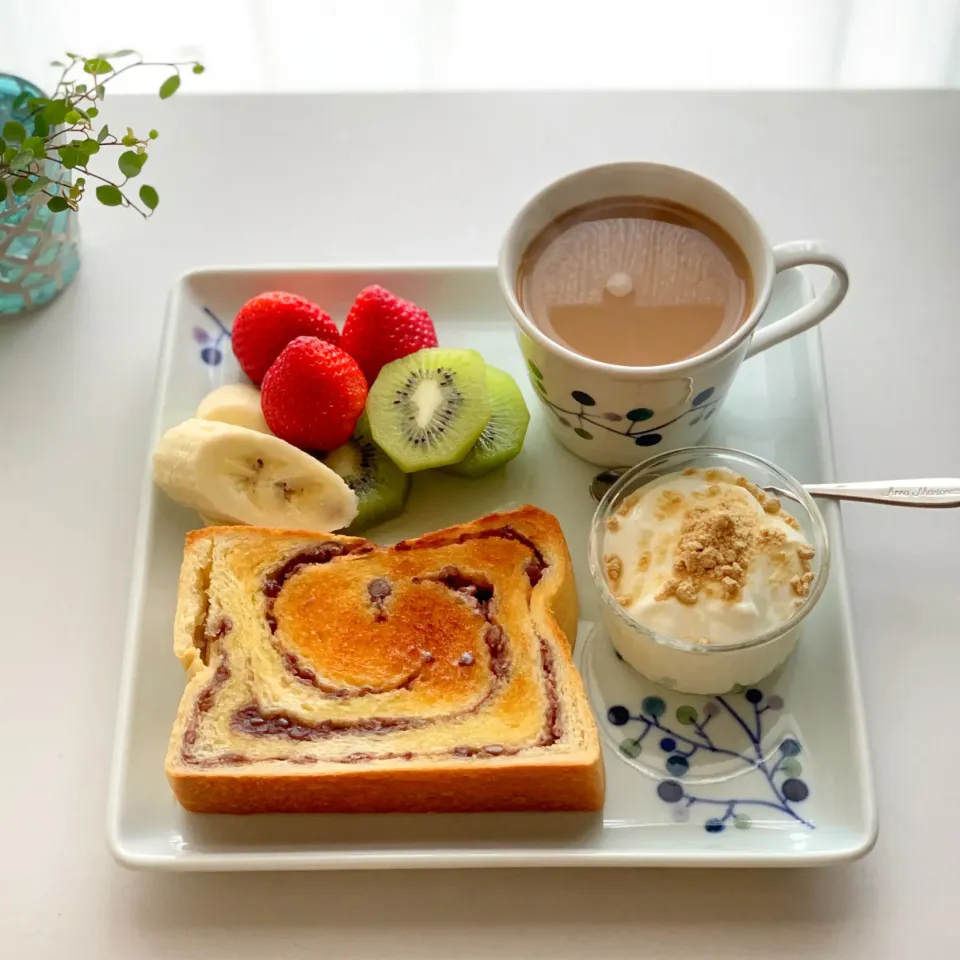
[340, 285, 438, 383]
[261, 337, 367, 451]
[232, 291, 340, 385]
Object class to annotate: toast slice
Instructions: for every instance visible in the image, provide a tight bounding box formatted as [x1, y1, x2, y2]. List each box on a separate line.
[165, 506, 605, 813]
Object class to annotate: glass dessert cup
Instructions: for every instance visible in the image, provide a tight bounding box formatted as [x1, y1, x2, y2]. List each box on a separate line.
[589, 446, 830, 695]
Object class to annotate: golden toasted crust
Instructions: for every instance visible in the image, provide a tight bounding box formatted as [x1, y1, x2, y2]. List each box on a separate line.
[165, 506, 604, 814]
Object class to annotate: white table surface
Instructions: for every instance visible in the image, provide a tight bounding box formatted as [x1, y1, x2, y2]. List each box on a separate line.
[2, 91, 958, 958]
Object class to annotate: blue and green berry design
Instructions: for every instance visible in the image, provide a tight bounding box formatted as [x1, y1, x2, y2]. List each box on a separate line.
[525, 360, 720, 446]
[194, 307, 231, 366]
[607, 688, 812, 833]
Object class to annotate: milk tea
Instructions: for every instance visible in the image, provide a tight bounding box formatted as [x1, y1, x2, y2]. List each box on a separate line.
[516, 197, 753, 366]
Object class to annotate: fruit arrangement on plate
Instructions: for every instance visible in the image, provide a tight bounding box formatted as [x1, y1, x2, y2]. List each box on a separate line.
[153, 286, 530, 533]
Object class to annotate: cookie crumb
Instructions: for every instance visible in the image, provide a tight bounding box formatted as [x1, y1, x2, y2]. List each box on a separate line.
[790, 570, 816, 598]
[656, 493, 757, 605]
[606, 516, 620, 532]
[604, 554, 622, 584]
[674, 580, 698, 605]
[797, 543, 815, 560]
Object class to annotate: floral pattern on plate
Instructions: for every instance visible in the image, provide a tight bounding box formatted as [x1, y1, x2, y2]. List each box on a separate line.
[606, 687, 812, 833]
[193, 307, 231, 366]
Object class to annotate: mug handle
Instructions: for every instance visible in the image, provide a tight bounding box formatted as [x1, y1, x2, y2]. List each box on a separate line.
[745, 241, 849, 359]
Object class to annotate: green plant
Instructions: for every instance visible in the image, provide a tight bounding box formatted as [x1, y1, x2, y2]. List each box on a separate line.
[0, 51, 204, 217]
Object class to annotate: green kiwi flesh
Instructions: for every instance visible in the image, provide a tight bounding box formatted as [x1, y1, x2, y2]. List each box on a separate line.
[324, 413, 410, 532]
[366, 347, 491, 472]
[446, 366, 530, 477]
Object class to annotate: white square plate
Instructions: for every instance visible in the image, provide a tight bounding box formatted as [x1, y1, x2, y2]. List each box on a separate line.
[109, 265, 876, 870]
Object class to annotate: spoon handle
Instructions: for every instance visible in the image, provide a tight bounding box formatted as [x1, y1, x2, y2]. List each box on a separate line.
[803, 479, 960, 508]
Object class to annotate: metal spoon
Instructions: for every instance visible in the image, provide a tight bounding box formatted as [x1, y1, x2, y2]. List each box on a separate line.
[590, 468, 960, 508]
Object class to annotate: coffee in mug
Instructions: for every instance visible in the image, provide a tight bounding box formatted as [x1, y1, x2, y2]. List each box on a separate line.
[516, 196, 753, 367]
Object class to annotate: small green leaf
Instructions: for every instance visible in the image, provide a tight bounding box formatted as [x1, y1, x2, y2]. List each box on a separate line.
[83, 57, 113, 74]
[2, 121, 25, 144]
[86, 107, 99, 118]
[47, 195, 69, 212]
[139, 184, 158, 210]
[0, 180, 6, 202]
[32, 117, 49, 138]
[96, 85, 106, 99]
[148, 129, 158, 139]
[25, 176, 51, 197]
[78, 139, 100, 155]
[192, 63, 205, 74]
[10, 149, 34, 171]
[65, 52, 81, 59]
[43, 100, 68, 125]
[2, 146, 16, 164]
[65, 110, 84, 124]
[12, 177, 31, 196]
[22, 136, 46, 155]
[57, 146, 82, 169]
[97, 124, 110, 143]
[96, 184, 123, 206]
[27, 97, 46, 109]
[76, 176, 86, 187]
[74, 83, 87, 94]
[158, 74, 181, 99]
[11, 91, 29, 111]
[118, 150, 145, 178]
[50, 60, 65, 67]
[120, 135, 138, 147]
[108, 49, 136, 57]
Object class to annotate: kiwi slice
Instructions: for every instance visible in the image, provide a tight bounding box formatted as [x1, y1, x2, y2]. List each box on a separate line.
[446, 366, 530, 478]
[367, 348, 491, 472]
[323, 413, 410, 532]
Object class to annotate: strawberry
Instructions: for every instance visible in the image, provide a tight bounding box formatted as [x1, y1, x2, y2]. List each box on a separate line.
[261, 337, 367, 451]
[340, 285, 438, 383]
[232, 291, 340, 385]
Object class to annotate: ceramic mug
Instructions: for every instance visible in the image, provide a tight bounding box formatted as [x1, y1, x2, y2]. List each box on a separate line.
[497, 162, 849, 467]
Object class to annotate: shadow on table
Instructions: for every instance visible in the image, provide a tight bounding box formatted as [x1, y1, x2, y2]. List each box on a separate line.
[121, 862, 863, 955]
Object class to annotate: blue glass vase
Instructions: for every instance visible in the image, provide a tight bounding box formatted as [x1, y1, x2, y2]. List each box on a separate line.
[0, 74, 80, 315]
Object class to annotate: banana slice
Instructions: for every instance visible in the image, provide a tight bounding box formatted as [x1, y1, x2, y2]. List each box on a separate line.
[196, 383, 271, 434]
[153, 419, 358, 531]
[198, 513, 234, 528]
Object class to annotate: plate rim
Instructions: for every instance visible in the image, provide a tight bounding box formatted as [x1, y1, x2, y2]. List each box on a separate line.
[107, 263, 877, 870]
